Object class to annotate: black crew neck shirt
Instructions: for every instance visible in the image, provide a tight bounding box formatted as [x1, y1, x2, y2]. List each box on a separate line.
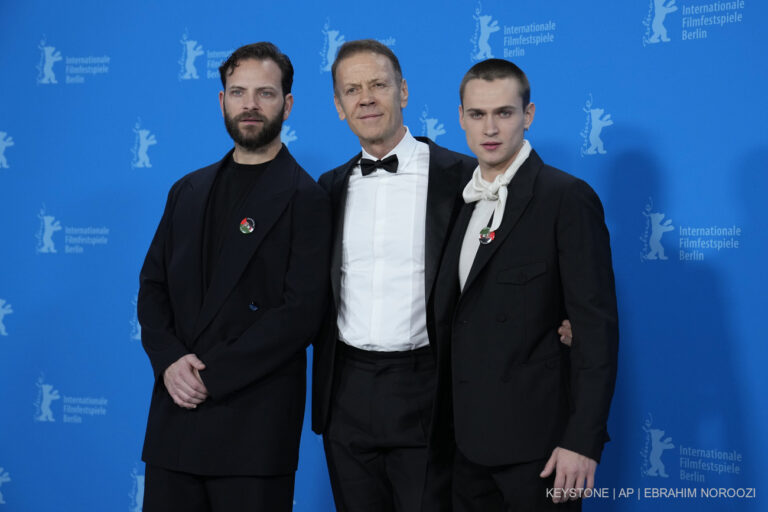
[202, 156, 271, 289]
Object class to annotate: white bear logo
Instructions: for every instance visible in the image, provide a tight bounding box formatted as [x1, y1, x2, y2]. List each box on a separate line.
[130, 295, 141, 341]
[0, 132, 14, 168]
[35, 379, 60, 422]
[132, 122, 157, 168]
[420, 107, 446, 142]
[471, 7, 500, 61]
[179, 34, 204, 80]
[584, 108, 613, 155]
[37, 209, 62, 254]
[642, 416, 675, 478]
[281, 125, 297, 146]
[645, 0, 678, 45]
[37, 40, 63, 84]
[130, 470, 144, 512]
[645, 211, 674, 260]
[0, 468, 10, 505]
[0, 299, 12, 336]
[320, 22, 345, 73]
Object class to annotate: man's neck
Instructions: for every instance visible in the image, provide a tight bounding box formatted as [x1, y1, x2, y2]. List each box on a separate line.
[233, 138, 282, 165]
[361, 126, 407, 160]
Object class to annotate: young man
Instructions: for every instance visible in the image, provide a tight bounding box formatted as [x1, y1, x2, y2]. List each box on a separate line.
[430, 59, 619, 510]
[138, 42, 330, 511]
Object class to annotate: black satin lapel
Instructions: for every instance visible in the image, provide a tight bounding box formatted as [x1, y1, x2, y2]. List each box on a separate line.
[329, 159, 356, 308]
[424, 152, 462, 305]
[193, 148, 297, 339]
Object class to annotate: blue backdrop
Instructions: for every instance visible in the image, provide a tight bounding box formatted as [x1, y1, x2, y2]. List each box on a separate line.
[1, 0, 765, 510]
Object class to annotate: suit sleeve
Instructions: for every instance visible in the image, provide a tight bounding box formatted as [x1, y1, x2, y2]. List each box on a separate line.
[556, 179, 619, 463]
[138, 181, 191, 378]
[198, 182, 332, 400]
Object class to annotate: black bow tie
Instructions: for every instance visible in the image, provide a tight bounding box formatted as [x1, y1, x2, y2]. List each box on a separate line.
[360, 155, 399, 176]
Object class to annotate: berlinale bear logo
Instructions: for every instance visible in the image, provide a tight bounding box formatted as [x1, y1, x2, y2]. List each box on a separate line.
[34, 377, 61, 423]
[471, 5, 500, 61]
[644, 0, 678, 45]
[179, 32, 204, 80]
[320, 21, 345, 72]
[37, 38, 62, 84]
[0, 132, 14, 169]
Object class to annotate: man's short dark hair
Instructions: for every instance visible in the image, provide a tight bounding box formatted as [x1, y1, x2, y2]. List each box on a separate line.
[331, 39, 402, 94]
[219, 42, 293, 95]
[459, 59, 530, 108]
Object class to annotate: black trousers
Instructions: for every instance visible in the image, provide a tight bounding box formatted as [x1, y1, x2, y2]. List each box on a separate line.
[452, 448, 582, 512]
[324, 343, 436, 512]
[143, 464, 295, 512]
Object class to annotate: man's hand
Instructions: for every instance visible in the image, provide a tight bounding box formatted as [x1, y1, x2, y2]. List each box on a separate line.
[163, 354, 208, 409]
[539, 447, 597, 503]
[558, 319, 573, 346]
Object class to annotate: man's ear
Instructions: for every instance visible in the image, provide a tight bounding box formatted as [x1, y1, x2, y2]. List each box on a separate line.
[524, 102, 536, 130]
[334, 94, 346, 121]
[283, 93, 294, 120]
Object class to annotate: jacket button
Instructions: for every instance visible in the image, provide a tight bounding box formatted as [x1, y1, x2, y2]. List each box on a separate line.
[496, 314, 507, 323]
[249, 302, 259, 311]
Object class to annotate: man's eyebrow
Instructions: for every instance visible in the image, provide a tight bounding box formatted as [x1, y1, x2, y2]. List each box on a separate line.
[466, 105, 518, 112]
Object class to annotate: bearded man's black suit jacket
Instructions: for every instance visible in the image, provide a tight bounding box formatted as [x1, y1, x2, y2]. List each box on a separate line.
[138, 146, 330, 476]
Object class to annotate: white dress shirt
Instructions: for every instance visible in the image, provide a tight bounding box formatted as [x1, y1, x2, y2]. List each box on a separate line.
[338, 128, 430, 351]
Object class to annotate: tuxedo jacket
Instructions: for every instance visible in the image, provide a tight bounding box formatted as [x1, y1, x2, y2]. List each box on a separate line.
[138, 146, 331, 476]
[432, 150, 619, 467]
[311, 138, 476, 434]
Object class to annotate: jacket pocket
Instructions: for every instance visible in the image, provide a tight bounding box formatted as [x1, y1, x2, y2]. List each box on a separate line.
[497, 261, 547, 284]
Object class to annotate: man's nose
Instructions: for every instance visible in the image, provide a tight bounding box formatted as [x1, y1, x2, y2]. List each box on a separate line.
[359, 86, 376, 106]
[483, 115, 498, 136]
[243, 92, 262, 110]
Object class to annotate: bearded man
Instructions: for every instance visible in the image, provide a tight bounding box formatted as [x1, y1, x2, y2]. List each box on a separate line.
[137, 42, 330, 512]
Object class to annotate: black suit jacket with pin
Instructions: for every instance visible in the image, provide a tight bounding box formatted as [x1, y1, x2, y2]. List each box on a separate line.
[431, 149, 619, 467]
[138, 146, 331, 476]
[311, 138, 476, 434]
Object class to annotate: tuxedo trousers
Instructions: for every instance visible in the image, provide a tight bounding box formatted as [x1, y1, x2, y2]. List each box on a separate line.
[143, 464, 295, 512]
[324, 343, 436, 512]
[452, 448, 582, 512]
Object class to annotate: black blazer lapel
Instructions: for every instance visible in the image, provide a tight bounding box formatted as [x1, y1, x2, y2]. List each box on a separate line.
[193, 146, 298, 339]
[461, 150, 543, 294]
[420, 138, 466, 305]
[170, 155, 225, 333]
[329, 154, 359, 308]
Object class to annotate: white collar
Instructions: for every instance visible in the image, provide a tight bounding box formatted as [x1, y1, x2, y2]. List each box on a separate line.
[360, 126, 418, 166]
[462, 140, 532, 232]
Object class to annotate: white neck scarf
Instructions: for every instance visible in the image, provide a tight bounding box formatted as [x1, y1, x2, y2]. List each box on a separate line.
[462, 140, 532, 233]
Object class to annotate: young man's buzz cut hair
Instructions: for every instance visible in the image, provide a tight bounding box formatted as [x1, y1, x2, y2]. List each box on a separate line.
[459, 58, 530, 108]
